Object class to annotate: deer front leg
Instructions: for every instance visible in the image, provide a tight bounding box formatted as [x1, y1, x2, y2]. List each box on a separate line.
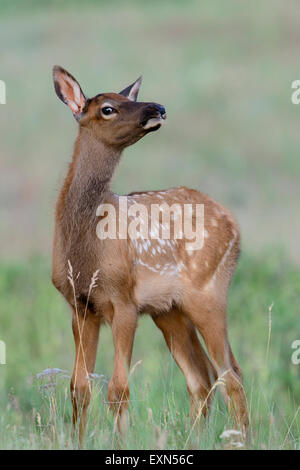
[108, 303, 137, 437]
[71, 310, 101, 446]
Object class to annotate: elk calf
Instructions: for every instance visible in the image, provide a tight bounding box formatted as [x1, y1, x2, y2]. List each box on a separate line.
[52, 66, 249, 443]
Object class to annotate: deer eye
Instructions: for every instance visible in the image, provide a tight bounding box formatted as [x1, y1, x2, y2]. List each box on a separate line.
[101, 106, 115, 116]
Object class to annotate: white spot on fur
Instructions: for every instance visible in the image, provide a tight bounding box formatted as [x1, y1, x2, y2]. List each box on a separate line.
[137, 260, 159, 273]
[177, 261, 186, 272]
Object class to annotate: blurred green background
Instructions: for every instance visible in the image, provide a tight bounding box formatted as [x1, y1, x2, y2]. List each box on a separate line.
[0, 0, 299, 449]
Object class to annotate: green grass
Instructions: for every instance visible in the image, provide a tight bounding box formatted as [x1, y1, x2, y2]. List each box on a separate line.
[0, 251, 299, 449]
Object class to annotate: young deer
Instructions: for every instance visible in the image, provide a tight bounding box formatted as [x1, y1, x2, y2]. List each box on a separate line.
[52, 66, 249, 443]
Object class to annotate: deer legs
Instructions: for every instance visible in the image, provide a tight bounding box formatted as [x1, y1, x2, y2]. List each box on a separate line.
[153, 309, 217, 423]
[71, 302, 137, 442]
[70, 310, 101, 445]
[108, 303, 137, 436]
[183, 294, 249, 436]
[70, 295, 248, 444]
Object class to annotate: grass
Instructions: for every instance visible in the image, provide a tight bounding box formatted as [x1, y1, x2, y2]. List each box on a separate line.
[0, 251, 299, 449]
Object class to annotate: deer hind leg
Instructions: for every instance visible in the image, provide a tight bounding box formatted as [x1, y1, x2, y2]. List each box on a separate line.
[108, 302, 137, 438]
[152, 309, 217, 424]
[71, 309, 101, 446]
[183, 293, 249, 437]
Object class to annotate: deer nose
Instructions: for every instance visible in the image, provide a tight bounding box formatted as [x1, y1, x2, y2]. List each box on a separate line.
[155, 104, 166, 118]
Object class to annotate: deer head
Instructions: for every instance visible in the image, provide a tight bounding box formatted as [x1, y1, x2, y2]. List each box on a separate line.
[53, 66, 166, 149]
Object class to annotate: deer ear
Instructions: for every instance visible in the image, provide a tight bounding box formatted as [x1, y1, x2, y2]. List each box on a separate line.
[119, 76, 142, 102]
[53, 66, 86, 116]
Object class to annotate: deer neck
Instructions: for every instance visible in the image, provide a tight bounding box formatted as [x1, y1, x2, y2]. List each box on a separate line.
[57, 127, 121, 234]
[73, 128, 121, 189]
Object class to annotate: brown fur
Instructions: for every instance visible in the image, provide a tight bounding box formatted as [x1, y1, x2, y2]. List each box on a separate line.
[52, 66, 249, 444]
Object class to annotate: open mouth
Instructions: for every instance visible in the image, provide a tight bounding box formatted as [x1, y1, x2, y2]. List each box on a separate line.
[142, 113, 167, 132]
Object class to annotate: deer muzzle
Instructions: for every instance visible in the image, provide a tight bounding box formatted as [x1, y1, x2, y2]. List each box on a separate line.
[141, 103, 167, 131]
